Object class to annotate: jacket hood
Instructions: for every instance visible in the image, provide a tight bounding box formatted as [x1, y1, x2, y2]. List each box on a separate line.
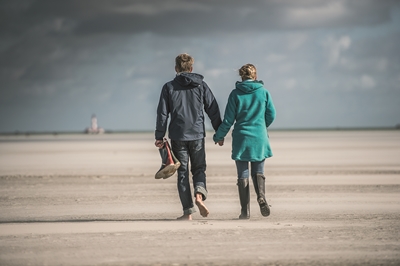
[236, 80, 264, 93]
[174, 72, 204, 88]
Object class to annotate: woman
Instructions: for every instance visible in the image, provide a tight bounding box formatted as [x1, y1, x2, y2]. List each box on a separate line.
[213, 64, 276, 219]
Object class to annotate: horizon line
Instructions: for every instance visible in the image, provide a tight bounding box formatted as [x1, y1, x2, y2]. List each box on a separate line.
[1, 126, 399, 136]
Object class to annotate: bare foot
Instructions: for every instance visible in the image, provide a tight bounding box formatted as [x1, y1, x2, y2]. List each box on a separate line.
[176, 214, 192, 220]
[195, 193, 209, 217]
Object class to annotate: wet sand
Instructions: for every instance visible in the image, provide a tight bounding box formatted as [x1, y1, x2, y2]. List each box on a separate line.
[0, 130, 399, 265]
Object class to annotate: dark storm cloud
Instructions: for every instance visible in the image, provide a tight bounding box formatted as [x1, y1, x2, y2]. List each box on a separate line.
[1, 0, 400, 132]
[1, 0, 399, 37]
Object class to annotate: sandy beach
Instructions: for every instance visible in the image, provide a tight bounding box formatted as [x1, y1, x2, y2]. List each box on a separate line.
[0, 130, 399, 265]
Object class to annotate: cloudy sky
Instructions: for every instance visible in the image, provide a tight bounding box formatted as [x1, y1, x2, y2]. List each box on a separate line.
[1, 0, 399, 133]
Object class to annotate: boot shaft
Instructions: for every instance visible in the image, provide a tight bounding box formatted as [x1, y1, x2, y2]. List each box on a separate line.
[252, 173, 266, 199]
[237, 178, 250, 219]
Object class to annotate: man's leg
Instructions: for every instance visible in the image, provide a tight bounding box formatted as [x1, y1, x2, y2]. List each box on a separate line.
[171, 140, 196, 220]
[189, 139, 209, 217]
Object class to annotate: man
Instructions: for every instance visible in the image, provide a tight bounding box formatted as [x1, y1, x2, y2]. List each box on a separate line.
[155, 53, 222, 220]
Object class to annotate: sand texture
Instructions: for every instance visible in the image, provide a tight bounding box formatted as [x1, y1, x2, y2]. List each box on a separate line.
[0, 130, 399, 265]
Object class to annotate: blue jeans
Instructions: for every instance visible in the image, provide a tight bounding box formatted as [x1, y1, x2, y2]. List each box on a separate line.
[171, 139, 207, 215]
[235, 160, 265, 179]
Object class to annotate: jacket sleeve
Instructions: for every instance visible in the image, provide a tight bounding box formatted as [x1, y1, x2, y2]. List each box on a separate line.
[265, 90, 276, 128]
[155, 85, 170, 140]
[203, 82, 222, 131]
[213, 91, 236, 142]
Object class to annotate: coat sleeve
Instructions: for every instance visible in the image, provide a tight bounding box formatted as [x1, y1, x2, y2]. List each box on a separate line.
[155, 85, 170, 140]
[213, 90, 237, 142]
[203, 82, 222, 131]
[265, 90, 276, 128]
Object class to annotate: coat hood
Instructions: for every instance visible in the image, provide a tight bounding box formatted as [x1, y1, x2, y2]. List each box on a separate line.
[174, 72, 204, 88]
[235, 80, 264, 93]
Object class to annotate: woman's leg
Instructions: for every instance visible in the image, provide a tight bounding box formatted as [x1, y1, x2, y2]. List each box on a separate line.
[235, 161, 250, 219]
[251, 160, 270, 217]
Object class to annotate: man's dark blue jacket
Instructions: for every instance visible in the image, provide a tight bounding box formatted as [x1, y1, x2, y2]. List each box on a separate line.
[155, 72, 222, 141]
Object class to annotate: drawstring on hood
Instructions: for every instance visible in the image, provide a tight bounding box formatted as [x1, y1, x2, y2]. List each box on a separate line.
[236, 80, 264, 94]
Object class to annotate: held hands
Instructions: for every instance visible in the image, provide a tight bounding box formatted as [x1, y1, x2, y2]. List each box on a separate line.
[215, 139, 224, 146]
[157, 139, 223, 147]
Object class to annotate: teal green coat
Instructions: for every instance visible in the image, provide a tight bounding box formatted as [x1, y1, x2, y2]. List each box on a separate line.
[213, 80, 276, 162]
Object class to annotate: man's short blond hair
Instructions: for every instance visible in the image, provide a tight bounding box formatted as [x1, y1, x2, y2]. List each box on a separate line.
[175, 53, 194, 73]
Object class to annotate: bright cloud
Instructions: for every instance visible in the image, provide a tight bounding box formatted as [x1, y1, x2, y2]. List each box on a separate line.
[287, 1, 348, 26]
[324, 35, 352, 66]
[360, 74, 376, 89]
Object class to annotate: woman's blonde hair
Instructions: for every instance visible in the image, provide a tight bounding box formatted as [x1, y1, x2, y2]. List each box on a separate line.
[239, 64, 257, 81]
[175, 53, 194, 73]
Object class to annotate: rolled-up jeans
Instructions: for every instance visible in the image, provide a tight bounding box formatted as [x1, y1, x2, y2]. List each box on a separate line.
[235, 160, 265, 179]
[171, 139, 207, 215]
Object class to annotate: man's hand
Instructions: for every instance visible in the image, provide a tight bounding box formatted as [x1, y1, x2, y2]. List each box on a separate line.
[155, 139, 164, 148]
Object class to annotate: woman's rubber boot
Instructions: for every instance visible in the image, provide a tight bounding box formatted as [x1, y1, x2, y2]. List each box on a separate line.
[252, 174, 270, 217]
[237, 178, 250, 219]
